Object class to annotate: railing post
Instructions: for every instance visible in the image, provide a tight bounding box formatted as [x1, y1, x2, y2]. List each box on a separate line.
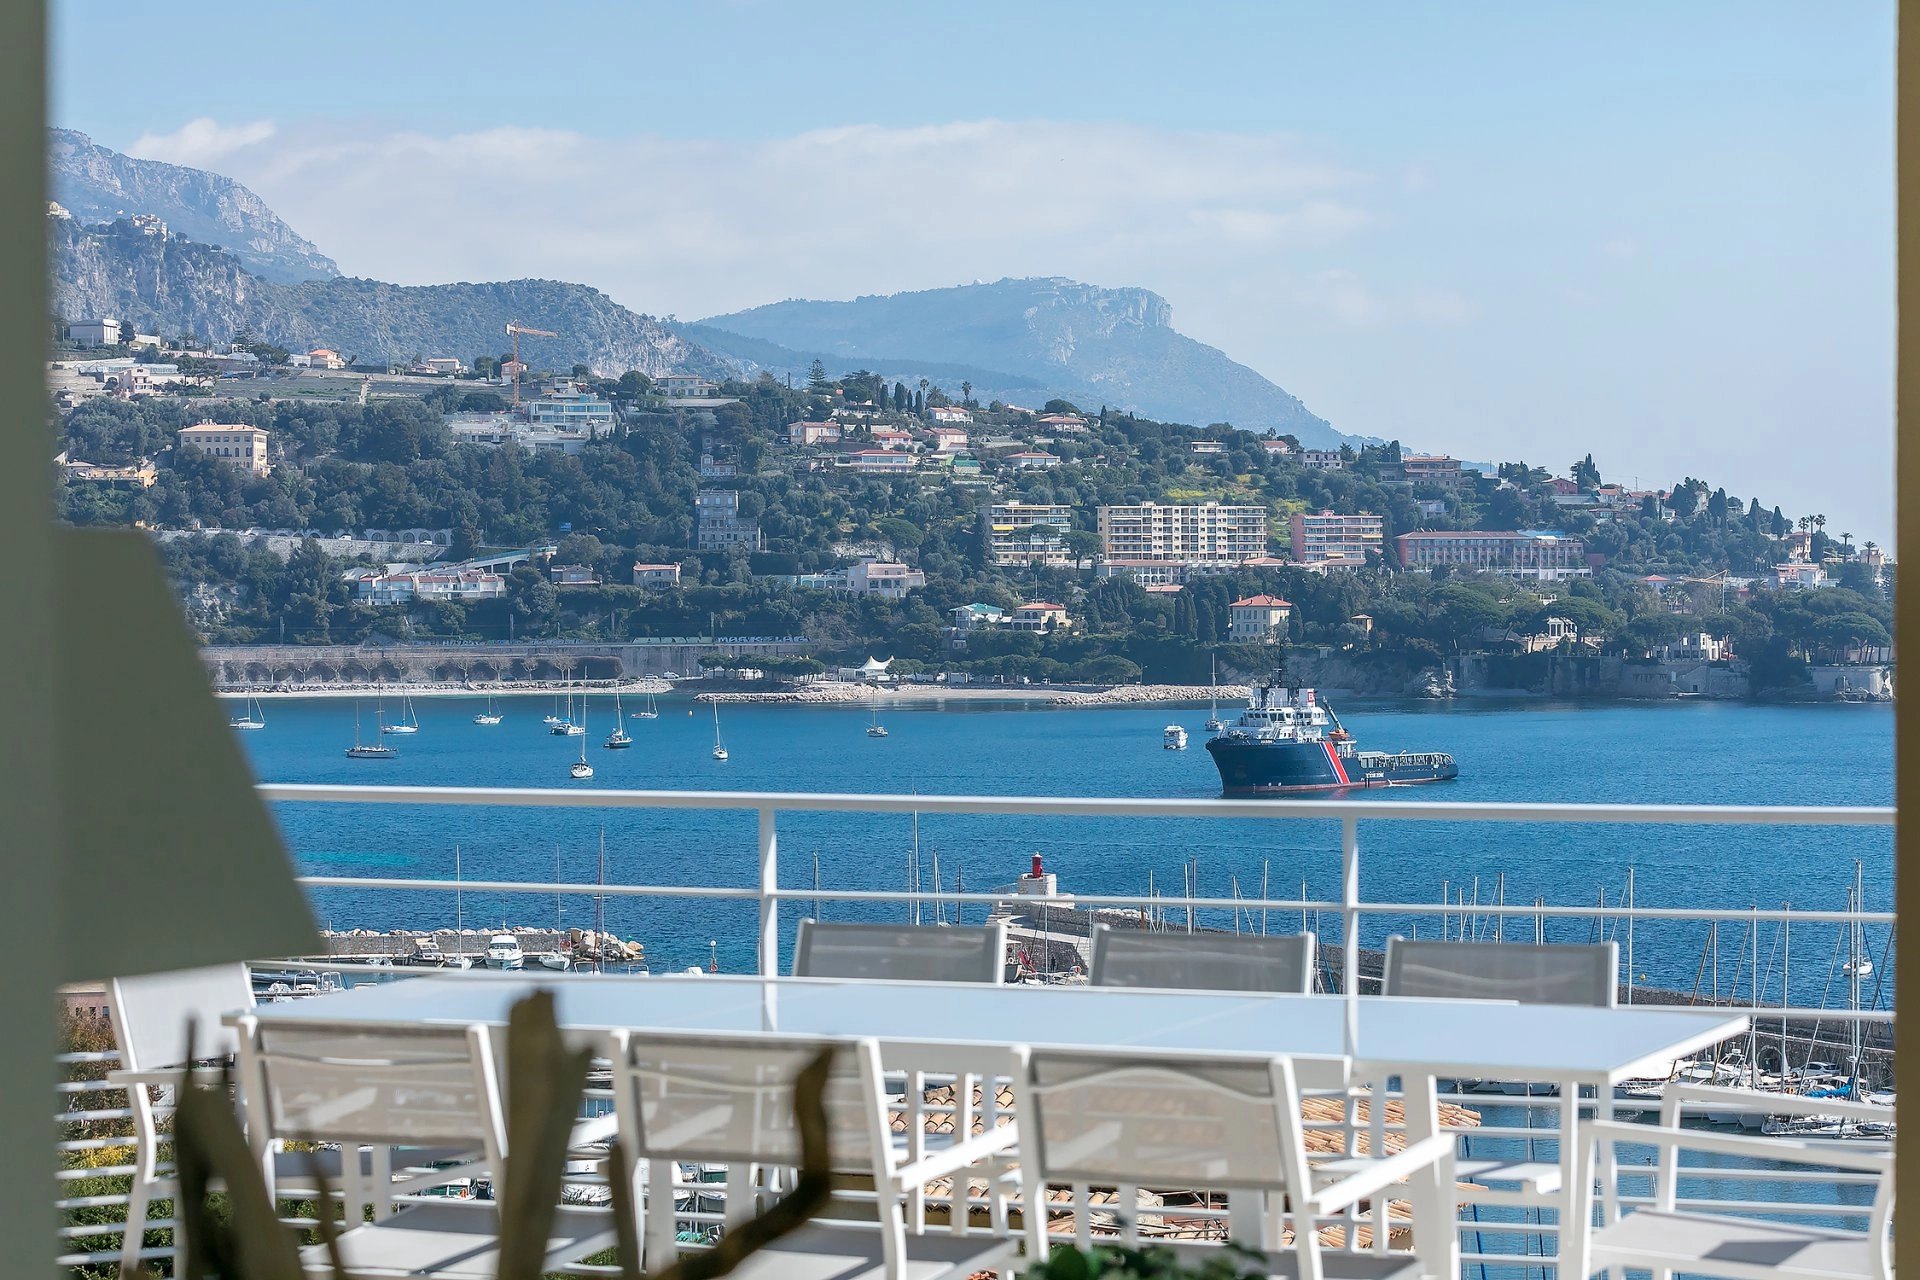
[1342, 816, 1360, 995]
[758, 807, 779, 977]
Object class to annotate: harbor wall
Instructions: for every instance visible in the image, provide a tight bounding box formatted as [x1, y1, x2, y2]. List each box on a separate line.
[202, 638, 812, 689]
[1279, 651, 1759, 700]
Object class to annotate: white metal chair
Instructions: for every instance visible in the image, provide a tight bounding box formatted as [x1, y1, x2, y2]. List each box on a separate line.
[105, 965, 257, 1277]
[1572, 1082, 1894, 1280]
[1089, 926, 1318, 993]
[606, 1029, 1019, 1280]
[1381, 939, 1618, 1007]
[1381, 940, 1619, 1214]
[236, 1014, 616, 1278]
[1018, 1047, 1458, 1280]
[792, 920, 1008, 984]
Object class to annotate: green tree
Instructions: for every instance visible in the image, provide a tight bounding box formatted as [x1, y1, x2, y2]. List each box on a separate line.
[807, 359, 831, 393]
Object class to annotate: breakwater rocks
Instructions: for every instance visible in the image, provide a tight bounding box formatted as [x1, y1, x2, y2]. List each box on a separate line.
[696, 684, 866, 704]
[1049, 684, 1249, 707]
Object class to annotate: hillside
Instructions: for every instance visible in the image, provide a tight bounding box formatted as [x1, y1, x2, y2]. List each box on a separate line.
[671, 321, 1051, 396]
[52, 217, 730, 379]
[702, 277, 1354, 447]
[49, 127, 339, 284]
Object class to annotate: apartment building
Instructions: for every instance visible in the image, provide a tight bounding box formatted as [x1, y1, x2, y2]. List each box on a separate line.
[176, 422, 270, 476]
[983, 503, 1075, 567]
[1096, 502, 1268, 569]
[527, 381, 615, 433]
[1288, 510, 1383, 564]
[1400, 455, 1467, 488]
[1394, 530, 1591, 580]
[695, 489, 763, 550]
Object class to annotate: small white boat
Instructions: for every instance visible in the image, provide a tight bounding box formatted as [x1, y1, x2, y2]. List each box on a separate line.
[1205, 655, 1225, 731]
[572, 699, 595, 777]
[406, 939, 447, 967]
[866, 703, 888, 738]
[472, 693, 503, 726]
[230, 694, 267, 730]
[381, 693, 420, 735]
[711, 701, 729, 761]
[1163, 724, 1189, 750]
[631, 691, 660, 720]
[484, 935, 524, 970]
[538, 953, 571, 971]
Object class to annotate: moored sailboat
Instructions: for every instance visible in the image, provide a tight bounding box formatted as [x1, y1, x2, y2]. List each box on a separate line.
[606, 691, 633, 748]
[570, 696, 595, 779]
[381, 692, 420, 735]
[229, 694, 267, 731]
[711, 701, 729, 761]
[346, 701, 397, 759]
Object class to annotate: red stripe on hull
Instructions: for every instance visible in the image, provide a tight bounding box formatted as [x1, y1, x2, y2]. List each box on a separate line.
[1323, 741, 1352, 786]
[1219, 776, 1457, 796]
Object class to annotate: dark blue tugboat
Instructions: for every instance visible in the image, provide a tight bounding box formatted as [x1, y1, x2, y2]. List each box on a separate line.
[1205, 677, 1458, 795]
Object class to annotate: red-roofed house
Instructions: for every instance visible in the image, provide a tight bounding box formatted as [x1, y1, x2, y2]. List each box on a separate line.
[1228, 594, 1293, 644]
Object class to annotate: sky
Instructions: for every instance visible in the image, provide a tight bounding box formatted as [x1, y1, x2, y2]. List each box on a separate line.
[52, 1, 1895, 543]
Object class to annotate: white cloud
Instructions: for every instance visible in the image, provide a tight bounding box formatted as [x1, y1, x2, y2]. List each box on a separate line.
[128, 117, 277, 169]
[159, 118, 1424, 325]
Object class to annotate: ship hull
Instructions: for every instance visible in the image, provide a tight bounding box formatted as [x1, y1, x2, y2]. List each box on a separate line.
[1206, 736, 1458, 795]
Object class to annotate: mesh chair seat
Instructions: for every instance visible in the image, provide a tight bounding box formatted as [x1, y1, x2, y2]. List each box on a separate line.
[1090, 926, 1317, 994]
[1589, 1208, 1877, 1280]
[1054, 1239, 1423, 1280]
[792, 920, 1007, 983]
[297, 1201, 616, 1279]
[696, 1220, 1016, 1280]
[1381, 940, 1617, 1006]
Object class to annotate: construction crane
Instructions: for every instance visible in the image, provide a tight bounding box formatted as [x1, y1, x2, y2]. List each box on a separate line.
[504, 321, 558, 408]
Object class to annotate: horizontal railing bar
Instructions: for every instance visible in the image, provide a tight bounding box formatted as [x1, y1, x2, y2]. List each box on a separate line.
[59, 1137, 138, 1152]
[290, 876, 1898, 926]
[259, 784, 1895, 826]
[56, 1052, 121, 1064]
[58, 1250, 176, 1266]
[297, 874, 761, 900]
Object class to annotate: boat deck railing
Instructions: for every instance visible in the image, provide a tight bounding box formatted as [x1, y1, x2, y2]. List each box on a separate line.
[56, 788, 1895, 1273]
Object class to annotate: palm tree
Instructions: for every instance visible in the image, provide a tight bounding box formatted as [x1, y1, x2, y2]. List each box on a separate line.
[1814, 514, 1827, 534]
[960, 380, 973, 406]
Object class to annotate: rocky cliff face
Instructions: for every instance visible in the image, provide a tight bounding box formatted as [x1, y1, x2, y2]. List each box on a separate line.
[50, 128, 339, 284]
[701, 276, 1350, 446]
[52, 218, 730, 379]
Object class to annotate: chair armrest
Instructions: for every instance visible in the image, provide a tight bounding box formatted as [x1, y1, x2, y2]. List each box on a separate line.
[1665, 1083, 1893, 1125]
[1305, 1133, 1455, 1213]
[887, 1121, 1021, 1192]
[1585, 1120, 1893, 1175]
[107, 1067, 230, 1090]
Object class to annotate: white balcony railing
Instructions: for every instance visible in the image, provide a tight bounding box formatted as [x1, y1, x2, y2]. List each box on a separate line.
[57, 788, 1894, 1274]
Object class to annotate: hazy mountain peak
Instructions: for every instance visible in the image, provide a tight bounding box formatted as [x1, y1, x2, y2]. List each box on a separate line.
[702, 277, 1349, 446]
[49, 127, 340, 284]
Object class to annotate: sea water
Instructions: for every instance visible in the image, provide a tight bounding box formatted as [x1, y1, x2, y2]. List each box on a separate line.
[240, 695, 1892, 992]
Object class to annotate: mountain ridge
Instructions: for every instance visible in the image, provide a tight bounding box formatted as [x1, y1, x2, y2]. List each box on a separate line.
[52, 217, 728, 379]
[702, 277, 1354, 446]
[50, 127, 340, 284]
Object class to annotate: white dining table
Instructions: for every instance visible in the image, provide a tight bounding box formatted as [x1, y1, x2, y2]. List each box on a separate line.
[240, 972, 1748, 1269]
[239, 972, 1747, 1085]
